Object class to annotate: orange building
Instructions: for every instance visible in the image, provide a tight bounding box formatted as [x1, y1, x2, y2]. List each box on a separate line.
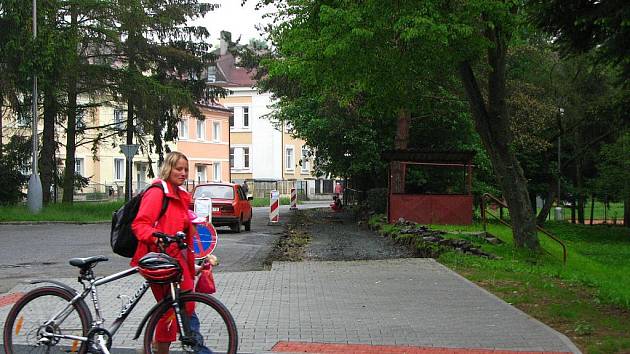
[176, 102, 232, 186]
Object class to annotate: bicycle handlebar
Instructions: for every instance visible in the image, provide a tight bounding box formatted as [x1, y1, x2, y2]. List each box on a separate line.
[152, 231, 187, 251]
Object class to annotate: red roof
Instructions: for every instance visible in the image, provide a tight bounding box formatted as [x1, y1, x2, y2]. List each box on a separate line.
[214, 51, 257, 88]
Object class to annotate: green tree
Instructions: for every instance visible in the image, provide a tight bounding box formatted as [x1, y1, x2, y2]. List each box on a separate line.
[0, 136, 31, 204]
[530, 0, 630, 86]
[253, 0, 542, 250]
[597, 132, 630, 226]
[112, 0, 223, 198]
[56, 0, 124, 203]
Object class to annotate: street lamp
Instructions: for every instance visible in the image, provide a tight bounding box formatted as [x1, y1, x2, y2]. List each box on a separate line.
[26, 0, 43, 213]
[554, 107, 564, 221]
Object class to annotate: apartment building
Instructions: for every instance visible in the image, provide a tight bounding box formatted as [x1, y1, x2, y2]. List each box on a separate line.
[1, 98, 231, 200]
[177, 102, 232, 185]
[210, 37, 316, 190]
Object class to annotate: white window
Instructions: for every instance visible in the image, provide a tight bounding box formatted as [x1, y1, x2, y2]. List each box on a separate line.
[196, 165, 206, 183]
[213, 162, 221, 182]
[178, 118, 189, 139]
[213, 121, 220, 142]
[114, 158, 125, 180]
[134, 117, 144, 135]
[76, 109, 86, 130]
[243, 147, 250, 168]
[301, 147, 310, 172]
[243, 107, 249, 128]
[230, 107, 251, 130]
[114, 109, 125, 130]
[17, 111, 30, 127]
[285, 121, 294, 134]
[230, 146, 250, 170]
[196, 119, 205, 140]
[75, 158, 85, 176]
[285, 146, 294, 171]
[207, 65, 216, 82]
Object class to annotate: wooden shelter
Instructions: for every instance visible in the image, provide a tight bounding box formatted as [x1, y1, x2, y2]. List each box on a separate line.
[382, 150, 475, 225]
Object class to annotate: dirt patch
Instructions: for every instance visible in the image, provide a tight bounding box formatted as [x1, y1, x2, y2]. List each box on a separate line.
[264, 211, 312, 267]
[266, 208, 416, 264]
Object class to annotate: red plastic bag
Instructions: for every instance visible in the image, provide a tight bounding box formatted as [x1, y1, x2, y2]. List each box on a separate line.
[196, 266, 216, 294]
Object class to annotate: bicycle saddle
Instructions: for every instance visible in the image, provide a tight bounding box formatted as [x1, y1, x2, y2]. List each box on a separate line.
[69, 255, 109, 268]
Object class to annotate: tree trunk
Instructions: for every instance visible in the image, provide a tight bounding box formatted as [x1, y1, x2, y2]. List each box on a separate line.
[624, 195, 630, 228]
[125, 97, 134, 201]
[390, 108, 411, 194]
[458, 24, 539, 250]
[589, 195, 595, 225]
[62, 83, 77, 203]
[62, 5, 78, 204]
[536, 181, 556, 226]
[40, 87, 57, 203]
[575, 131, 585, 224]
[0, 92, 3, 158]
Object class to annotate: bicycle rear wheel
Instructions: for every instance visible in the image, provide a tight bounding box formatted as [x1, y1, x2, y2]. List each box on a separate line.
[3, 286, 91, 354]
[144, 292, 237, 354]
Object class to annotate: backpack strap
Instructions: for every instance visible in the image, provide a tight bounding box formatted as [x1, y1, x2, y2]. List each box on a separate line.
[158, 189, 169, 221]
[147, 183, 169, 225]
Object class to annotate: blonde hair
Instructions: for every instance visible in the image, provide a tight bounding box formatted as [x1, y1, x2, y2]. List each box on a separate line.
[159, 152, 188, 180]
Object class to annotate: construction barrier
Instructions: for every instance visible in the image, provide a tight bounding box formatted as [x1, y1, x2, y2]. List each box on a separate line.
[290, 188, 298, 210]
[269, 190, 280, 225]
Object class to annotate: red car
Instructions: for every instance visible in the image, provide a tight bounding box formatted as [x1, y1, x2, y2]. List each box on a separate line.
[191, 183, 253, 232]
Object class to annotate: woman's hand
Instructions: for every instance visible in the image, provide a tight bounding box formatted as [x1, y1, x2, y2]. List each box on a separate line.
[207, 254, 218, 266]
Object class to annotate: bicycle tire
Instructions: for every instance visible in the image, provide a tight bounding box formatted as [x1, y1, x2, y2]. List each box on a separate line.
[143, 292, 237, 354]
[3, 286, 92, 354]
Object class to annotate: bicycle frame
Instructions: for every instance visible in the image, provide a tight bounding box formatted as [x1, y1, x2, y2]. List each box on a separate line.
[38, 266, 150, 344]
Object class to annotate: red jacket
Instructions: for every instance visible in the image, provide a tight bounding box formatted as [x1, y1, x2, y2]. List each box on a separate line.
[131, 180, 195, 291]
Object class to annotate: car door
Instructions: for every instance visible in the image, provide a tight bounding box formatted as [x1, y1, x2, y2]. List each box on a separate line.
[236, 186, 251, 221]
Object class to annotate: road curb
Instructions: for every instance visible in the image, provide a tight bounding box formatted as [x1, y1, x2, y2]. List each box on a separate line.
[0, 221, 110, 225]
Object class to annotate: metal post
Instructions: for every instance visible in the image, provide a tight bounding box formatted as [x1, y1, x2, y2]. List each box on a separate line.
[120, 144, 139, 201]
[126, 158, 132, 200]
[27, 0, 42, 213]
[557, 135, 561, 202]
[555, 108, 564, 221]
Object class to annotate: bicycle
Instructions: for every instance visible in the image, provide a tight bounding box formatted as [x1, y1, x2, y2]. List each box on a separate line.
[2, 231, 238, 354]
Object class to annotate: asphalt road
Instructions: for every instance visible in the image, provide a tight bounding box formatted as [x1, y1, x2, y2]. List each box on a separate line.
[0, 203, 328, 294]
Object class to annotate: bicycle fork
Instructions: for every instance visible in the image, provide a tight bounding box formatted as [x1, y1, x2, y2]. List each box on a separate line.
[169, 283, 193, 344]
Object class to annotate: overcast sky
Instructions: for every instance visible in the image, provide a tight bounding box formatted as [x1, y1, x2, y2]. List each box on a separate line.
[192, 1, 277, 46]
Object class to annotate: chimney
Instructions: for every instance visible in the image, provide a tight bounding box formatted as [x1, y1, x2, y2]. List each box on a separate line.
[219, 30, 231, 56]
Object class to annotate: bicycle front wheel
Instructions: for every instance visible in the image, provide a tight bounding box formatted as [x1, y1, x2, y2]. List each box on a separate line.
[3, 286, 91, 354]
[144, 292, 238, 354]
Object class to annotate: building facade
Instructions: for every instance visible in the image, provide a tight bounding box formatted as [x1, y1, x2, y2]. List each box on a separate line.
[1, 98, 232, 200]
[176, 103, 232, 186]
[211, 38, 316, 190]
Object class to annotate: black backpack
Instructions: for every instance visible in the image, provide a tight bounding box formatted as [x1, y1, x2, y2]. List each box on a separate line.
[110, 184, 169, 258]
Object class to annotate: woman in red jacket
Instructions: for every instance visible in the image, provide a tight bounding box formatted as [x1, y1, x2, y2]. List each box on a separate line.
[131, 151, 196, 354]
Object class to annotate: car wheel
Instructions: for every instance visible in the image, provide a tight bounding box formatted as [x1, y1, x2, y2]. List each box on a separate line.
[231, 218, 242, 233]
[244, 218, 251, 231]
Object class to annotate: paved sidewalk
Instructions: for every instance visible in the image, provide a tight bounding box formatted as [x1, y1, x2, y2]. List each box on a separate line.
[0, 258, 579, 353]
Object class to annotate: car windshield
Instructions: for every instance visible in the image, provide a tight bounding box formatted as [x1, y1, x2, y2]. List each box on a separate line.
[194, 185, 234, 200]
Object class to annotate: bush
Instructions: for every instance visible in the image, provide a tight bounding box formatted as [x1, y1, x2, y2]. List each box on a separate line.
[0, 163, 27, 205]
[0, 136, 31, 205]
[365, 188, 388, 213]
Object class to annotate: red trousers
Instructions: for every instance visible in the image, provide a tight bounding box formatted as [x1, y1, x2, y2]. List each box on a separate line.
[150, 283, 195, 342]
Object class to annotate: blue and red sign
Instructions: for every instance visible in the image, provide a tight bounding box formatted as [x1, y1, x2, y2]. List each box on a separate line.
[193, 223, 218, 257]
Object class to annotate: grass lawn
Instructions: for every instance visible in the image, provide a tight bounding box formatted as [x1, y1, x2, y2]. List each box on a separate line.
[0, 198, 296, 221]
[0, 201, 124, 222]
[251, 196, 294, 207]
[488, 201, 625, 223]
[371, 216, 630, 354]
